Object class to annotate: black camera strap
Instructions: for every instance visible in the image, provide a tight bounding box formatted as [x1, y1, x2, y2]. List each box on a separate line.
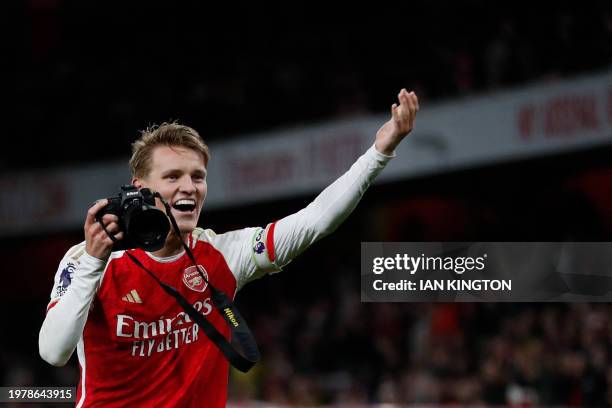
[99, 196, 260, 373]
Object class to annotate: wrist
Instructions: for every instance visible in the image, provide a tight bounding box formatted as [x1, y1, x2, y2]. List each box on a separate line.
[374, 139, 397, 156]
[79, 251, 107, 276]
[85, 243, 111, 262]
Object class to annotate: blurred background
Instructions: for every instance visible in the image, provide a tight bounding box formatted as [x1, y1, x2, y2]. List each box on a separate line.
[2, 1, 612, 406]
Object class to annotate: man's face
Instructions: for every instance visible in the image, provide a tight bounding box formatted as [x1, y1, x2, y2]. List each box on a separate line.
[133, 145, 207, 236]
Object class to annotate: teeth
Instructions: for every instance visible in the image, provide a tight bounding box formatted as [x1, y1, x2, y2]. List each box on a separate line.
[175, 199, 195, 206]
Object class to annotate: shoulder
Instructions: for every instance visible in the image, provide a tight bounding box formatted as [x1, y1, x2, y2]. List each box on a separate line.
[192, 226, 259, 247]
[191, 227, 216, 244]
[191, 225, 262, 268]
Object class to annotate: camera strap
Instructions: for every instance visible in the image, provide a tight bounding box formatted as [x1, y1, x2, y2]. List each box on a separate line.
[99, 196, 260, 373]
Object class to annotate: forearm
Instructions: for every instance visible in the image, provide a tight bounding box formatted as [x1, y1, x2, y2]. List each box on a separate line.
[273, 144, 393, 265]
[39, 253, 105, 366]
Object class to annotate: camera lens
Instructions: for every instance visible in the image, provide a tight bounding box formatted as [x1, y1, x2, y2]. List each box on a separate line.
[125, 206, 170, 251]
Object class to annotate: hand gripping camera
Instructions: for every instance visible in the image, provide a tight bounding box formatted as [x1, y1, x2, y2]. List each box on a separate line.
[95, 185, 170, 252]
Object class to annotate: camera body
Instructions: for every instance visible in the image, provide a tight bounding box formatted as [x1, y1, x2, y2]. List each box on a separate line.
[96, 185, 170, 252]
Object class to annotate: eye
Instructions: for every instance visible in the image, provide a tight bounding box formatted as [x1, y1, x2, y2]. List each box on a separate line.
[165, 175, 178, 181]
[192, 172, 206, 182]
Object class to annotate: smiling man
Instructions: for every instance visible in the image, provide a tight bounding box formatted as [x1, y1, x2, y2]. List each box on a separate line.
[130, 137, 209, 257]
[39, 89, 419, 407]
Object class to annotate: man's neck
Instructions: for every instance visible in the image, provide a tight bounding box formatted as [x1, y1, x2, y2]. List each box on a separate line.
[151, 232, 190, 258]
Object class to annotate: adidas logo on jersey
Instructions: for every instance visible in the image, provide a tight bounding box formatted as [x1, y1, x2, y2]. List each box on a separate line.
[122, 289, 143, 304]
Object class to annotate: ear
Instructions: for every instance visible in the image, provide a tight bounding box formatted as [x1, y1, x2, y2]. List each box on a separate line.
[132, 178, 143, 189]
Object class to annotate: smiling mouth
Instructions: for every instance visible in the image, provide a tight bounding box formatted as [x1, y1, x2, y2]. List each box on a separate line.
[172, 199, 196, 213]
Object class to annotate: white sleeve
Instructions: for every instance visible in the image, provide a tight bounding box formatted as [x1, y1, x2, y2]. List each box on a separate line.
[38, 242, 106, 366]
[239, 144, 393, 286]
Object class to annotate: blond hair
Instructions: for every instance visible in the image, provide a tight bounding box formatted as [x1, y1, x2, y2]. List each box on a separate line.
[130, 122, 210, 178]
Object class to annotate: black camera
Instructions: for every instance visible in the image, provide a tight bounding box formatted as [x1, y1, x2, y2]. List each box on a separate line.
[95, 185, 170, 252]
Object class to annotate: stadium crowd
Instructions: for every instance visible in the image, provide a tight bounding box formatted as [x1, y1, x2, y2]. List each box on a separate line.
[5, 1, 612, 170]
[231, 292, 611, 406]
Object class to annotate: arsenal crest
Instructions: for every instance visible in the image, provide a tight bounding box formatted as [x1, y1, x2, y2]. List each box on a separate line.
[182, 265, 208, 292]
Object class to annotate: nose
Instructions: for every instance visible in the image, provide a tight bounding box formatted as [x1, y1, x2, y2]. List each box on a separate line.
[179, 175, 197, 194]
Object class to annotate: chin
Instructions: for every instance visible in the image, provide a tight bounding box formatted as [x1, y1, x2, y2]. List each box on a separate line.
[167, 215, 193, 234]
[170, 210, 197, 228]
[177, 221, 197, 234]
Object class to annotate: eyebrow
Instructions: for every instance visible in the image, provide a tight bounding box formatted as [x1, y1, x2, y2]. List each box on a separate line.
[161, 168, 207, 176]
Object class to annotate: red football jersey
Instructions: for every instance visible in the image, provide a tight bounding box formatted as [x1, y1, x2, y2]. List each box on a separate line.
[48, 225, 278, 408]
[40, 145, 392, 407]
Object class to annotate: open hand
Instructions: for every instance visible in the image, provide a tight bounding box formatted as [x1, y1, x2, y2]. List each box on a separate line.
[375, 89, 419, 155]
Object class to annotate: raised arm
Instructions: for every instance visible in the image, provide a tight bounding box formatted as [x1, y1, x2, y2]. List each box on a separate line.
[244, 90, 419, 281]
